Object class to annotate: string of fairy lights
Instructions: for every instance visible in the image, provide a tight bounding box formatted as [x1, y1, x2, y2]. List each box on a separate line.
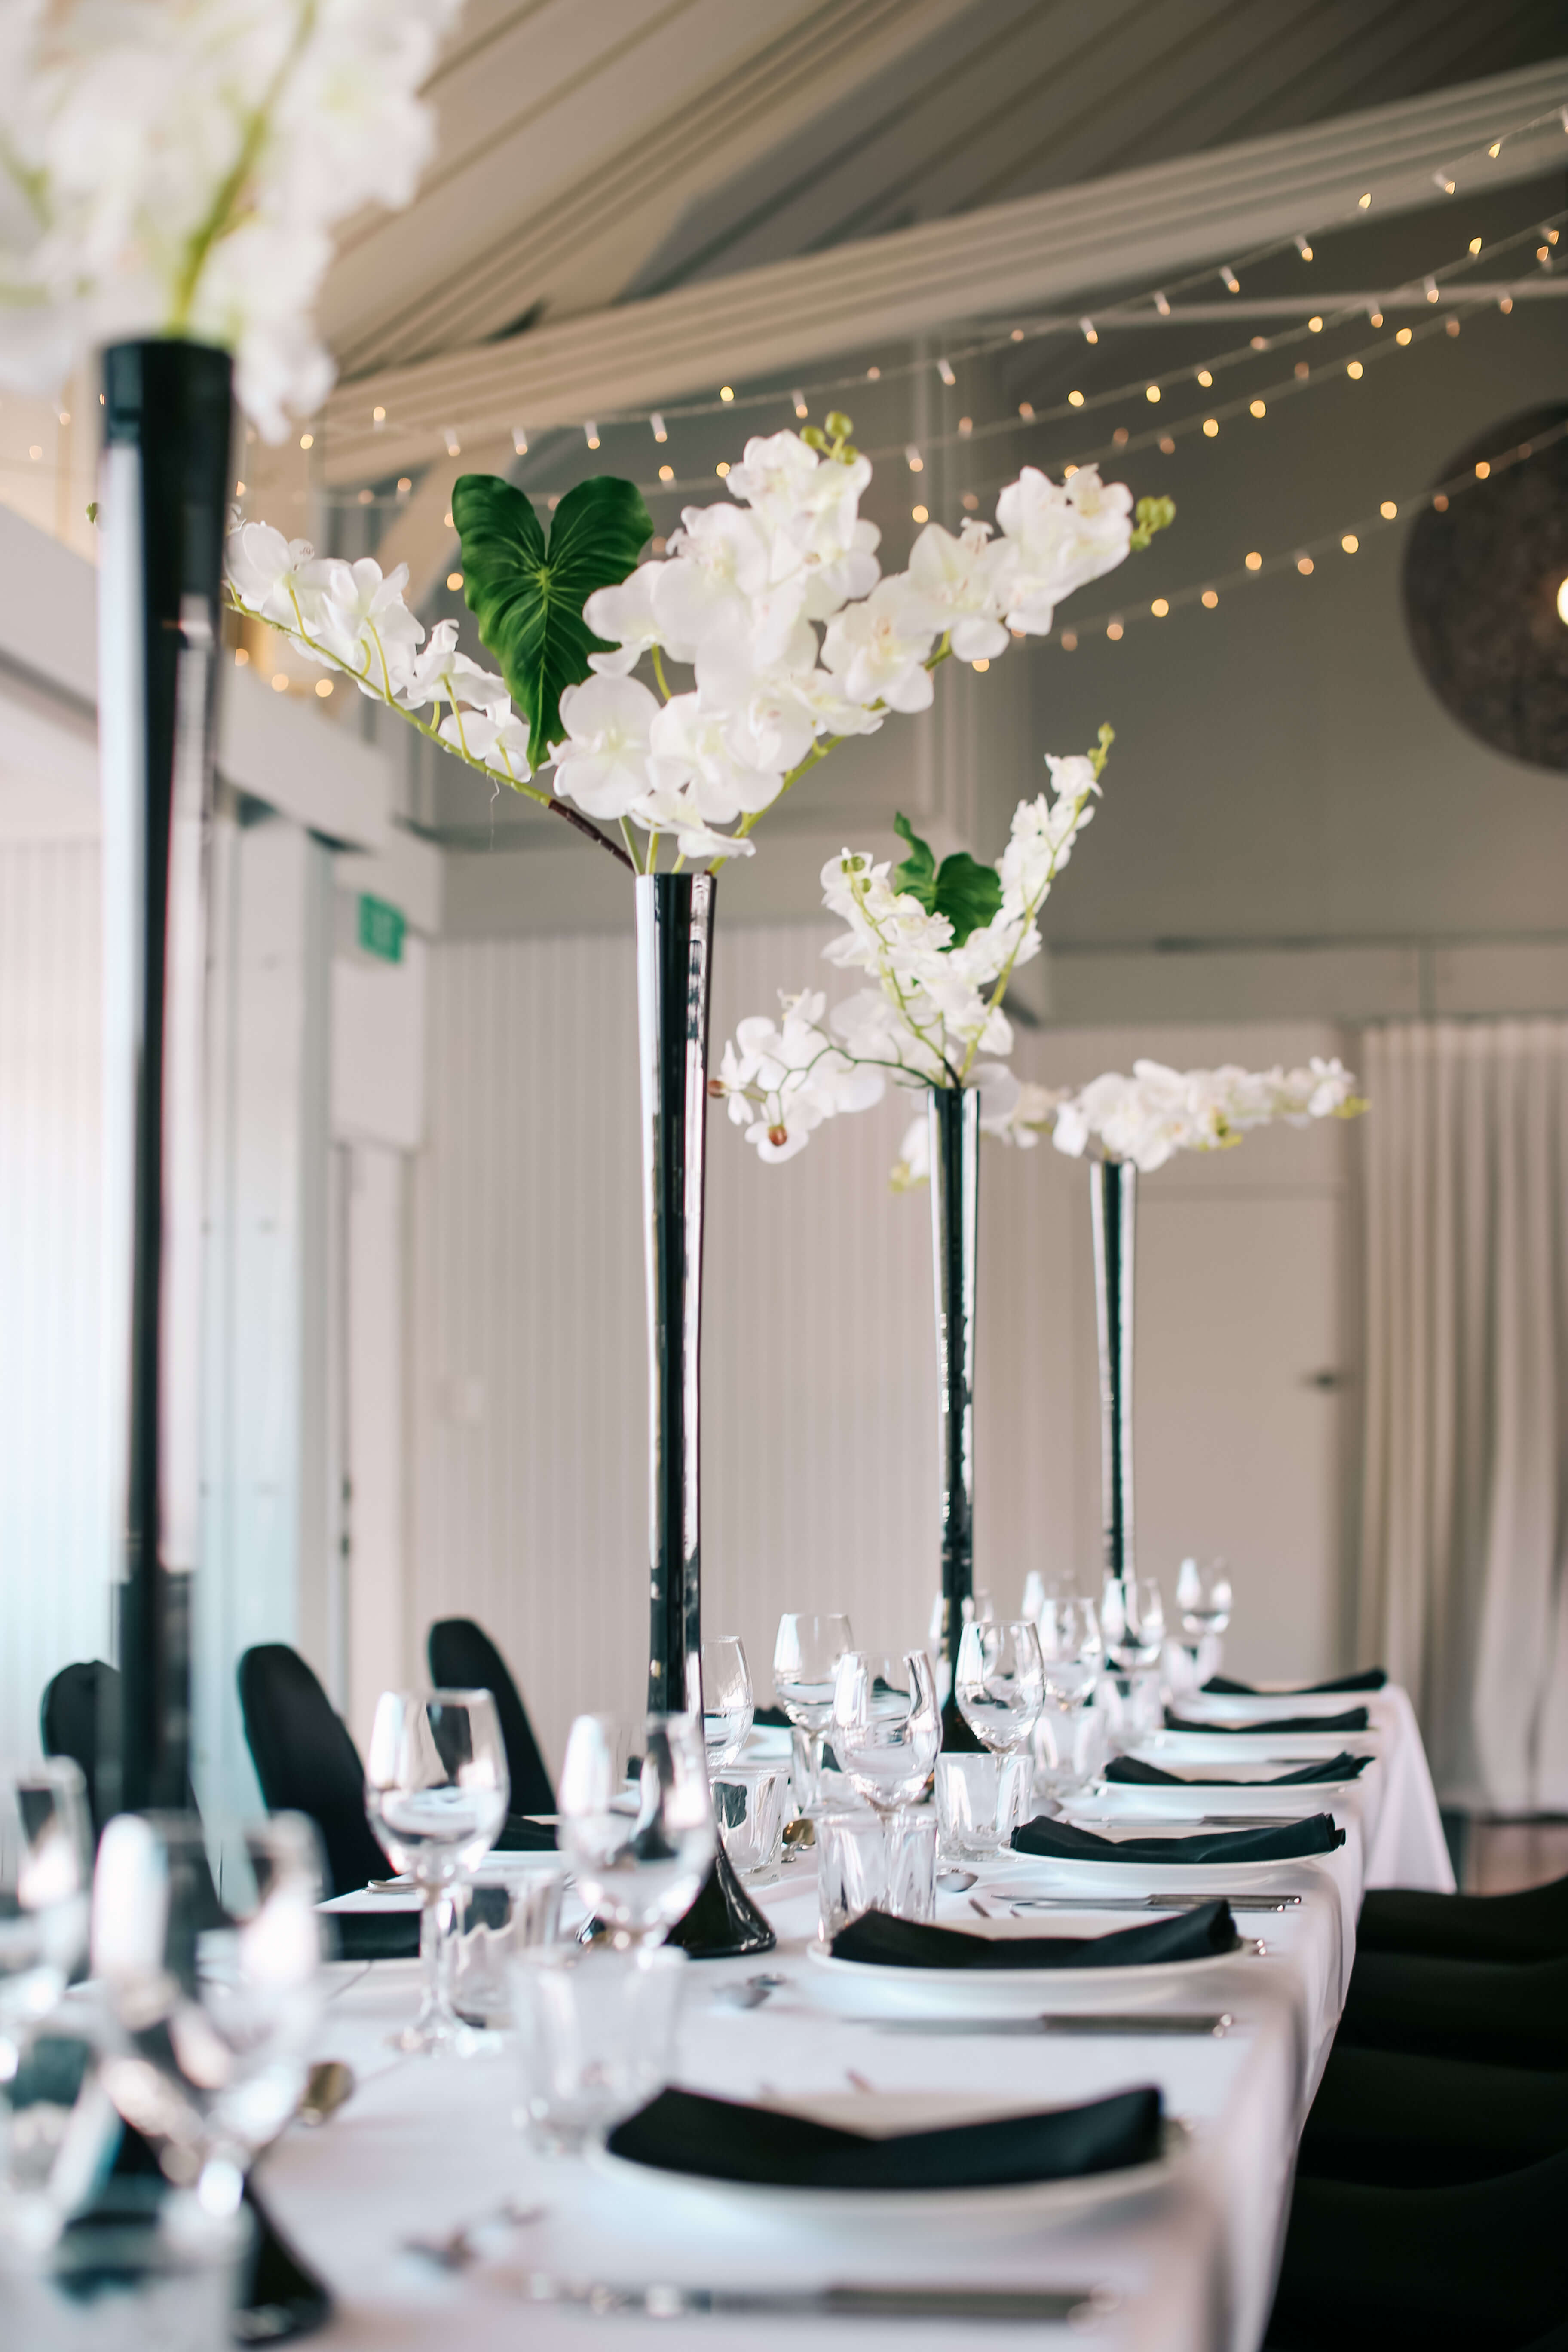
[305, 90, 1568, 505]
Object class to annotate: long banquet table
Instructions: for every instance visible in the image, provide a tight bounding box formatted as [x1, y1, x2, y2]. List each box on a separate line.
[272, 1687, 1453, 2352]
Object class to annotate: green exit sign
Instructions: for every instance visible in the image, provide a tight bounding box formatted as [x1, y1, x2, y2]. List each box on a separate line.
[358, 894, 405, 964]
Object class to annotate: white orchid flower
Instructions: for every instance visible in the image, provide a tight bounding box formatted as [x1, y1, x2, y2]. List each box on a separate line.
[398, 618, 507, 714]
[302, 555, 423, 698]
[584, 563, 666, 678]
[899, 519, 1012, 661]
[822, 579, 937, 713]
[1046, 1056, 1363, 1171]
[653, 505, 772, 662]
[647, 691, 784, 825]
[995, 466, 1134, 635]
[438, 706, 532, 781]
[224, 521, 319, 625]
[551, 674, 660, 818]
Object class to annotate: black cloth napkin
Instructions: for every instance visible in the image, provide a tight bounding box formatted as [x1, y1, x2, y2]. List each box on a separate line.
[494, 1813, 558, 1851]
[830, 1901, 1238, 1971]
[607, 2082, 1163, 2191]
[1106, 1752, 1370, 1789]
[1012, 1813, 1346, 1865]
[1165, 1706, 1371, 1735]
[1204, 1668, 1387, 1695]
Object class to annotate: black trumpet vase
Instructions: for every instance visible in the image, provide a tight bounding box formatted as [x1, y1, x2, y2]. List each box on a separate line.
[634, 872, 774, 1957]
[98, 341, 232, 1816]
[928, 1086, 983, 1752]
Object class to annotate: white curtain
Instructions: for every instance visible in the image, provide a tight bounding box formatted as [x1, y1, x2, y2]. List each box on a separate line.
[1359, 1021, 1568, 1810]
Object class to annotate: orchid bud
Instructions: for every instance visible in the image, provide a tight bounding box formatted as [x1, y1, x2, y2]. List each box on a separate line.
[768, 1125, 789, 1149]
[825, 411, 854, 440]
[707, 1078, 726, 1098]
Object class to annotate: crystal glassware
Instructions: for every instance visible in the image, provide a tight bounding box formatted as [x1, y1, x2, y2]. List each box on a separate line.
[92, 1813, 325, 2221]
[1101, 1575, 1166, 1672]
[883, 1807, 938, 1922]
[452, 1869, 568, 2029]
[700, 1636, 754, 1771]
[511, 1945, 686, 2154]
[713, 1764, 790, 1885]
[364, 1689, 510, 2054]
[954, 1620, 1046, 1755]
[935, 1752, 1032, 1859]
[0, 2177, 252, 2351]
[0, 1761, 92, 2072]
[831, 1651, 941, 1818]
[1038, 1596, 1103, 1709]
[557, 1714, 715, 1949]
[816, 1812, 886, 1942]
[772, 1613, 853, 1815]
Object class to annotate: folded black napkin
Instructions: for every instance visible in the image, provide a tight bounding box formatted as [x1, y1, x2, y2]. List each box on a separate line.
[607, 2082, 1163, 2191]
[830, 1901, 1238, 1971]
[1106, 1752, 1370, 1789]
[1011, 1813, 1346, 1865]
[1204, 1668, 1387, 1695]
[1165, 1706, 1371, 1735]
[494, 1813, 558, 1851]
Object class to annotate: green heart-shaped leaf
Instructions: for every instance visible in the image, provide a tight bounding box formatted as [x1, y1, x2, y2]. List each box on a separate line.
[892, 813, 1002, 947]
[892, 812, 938, 911]
[932, 851, 1002, 948]
[453, 472, 653, 756]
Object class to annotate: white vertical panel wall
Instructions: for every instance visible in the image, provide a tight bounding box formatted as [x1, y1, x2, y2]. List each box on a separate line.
[0, 842, 106, 1756]
[411, 919, 1358, 1774]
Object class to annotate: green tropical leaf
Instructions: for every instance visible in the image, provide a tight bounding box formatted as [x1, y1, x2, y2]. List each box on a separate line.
[932, 851, 1002, 947]
[452, 472, 653, 755]
[892, 812, 938, 911]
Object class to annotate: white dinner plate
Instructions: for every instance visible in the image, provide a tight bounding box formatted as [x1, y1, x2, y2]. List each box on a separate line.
[592, 2107, 1191, 2233]
[1136, 1730, 1381, 1765]
[1069, 1779, 1358, 1822]
[1178, 1692, 1386, 1724]
[799, 1933, 1251, 2018]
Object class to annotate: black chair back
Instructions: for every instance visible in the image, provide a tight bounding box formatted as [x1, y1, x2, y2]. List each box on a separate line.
[237, 1644, 386, 1898]
[426, 1617, 554, 1815]
[40, 1660, 120, 1837]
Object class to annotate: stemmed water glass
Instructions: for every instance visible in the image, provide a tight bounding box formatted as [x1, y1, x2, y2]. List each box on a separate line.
[772, 1612, 854, 1814]
[92, 1813, 325, 2222]
[831, 1652, 941, 1817]
[700, 1636, 753, 1771]
[557, 1714, 715, 1949]
[0, 1761, 93, 2071]
[1037, 1596, 1103, 1711]
[1176, 1556, 1234, 1686]
[364, 1689, 509, 2053]
[954, 1620, 1046, 1755]
[1101, 1576, 1166, 1672]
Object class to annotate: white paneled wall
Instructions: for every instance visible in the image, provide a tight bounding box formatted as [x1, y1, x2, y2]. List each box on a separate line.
[410, 920, 1358, 1777]
[0, 842, 106, 1756]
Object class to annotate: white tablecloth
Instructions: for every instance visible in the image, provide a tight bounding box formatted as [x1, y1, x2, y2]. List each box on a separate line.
[275, 1687, 1452, 2352]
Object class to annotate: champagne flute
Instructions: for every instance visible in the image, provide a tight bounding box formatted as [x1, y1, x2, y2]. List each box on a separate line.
[831, 1652, 941, 1819]
[557, 1715, 714, 1949]
[93, 1813, 325, 2222]
[700, 1636, 753, 1772]
[772, 1612, 853, 1814]
[955, 1620, 1046, 1755]
[364, 1689, 509, 2053]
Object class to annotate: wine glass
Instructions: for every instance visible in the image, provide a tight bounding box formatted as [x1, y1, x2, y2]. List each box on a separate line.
[955, 1620, 1046, 1755]
[1037, 1596, 1103, 1711]
[700, 1636, 753, 1771]
[557, 1715, 715, 1949]
[772, 1613, 853, 1814]
[0, 1761, 93, 2070]
[92, 1813, 325, 2222]
[831, 1652, 940, 1818]
[364, 1689, 509, 2053]
[1175, 1557, 1234, 1693]
[1101, 1576, 1166, 1672]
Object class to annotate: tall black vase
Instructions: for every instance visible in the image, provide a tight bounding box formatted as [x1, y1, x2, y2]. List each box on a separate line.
[634, 873, 774, 1957]
[98, 341, 232, 1816]
[928, 1087, 983, 1752]
[1090, 1158, 1138, 1595]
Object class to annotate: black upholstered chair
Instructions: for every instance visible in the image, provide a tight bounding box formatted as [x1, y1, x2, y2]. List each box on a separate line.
[1297, 2044, 1568, 2190]
[1358, 1874, 1568, 1963]
[1335, 1945, 1568, 2069]
[1265, 2143, 1568, 2352]
[237, 1643, 387, 1899]
[426, 1617, 554, 1816]
[40, 1659, 120, 1836]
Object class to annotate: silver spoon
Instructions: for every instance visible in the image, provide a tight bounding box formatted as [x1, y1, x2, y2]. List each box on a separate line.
[936, 1868, 977, 1895]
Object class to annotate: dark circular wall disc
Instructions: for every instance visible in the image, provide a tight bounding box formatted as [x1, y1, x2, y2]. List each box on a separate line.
[1403, 405, 1568, 772]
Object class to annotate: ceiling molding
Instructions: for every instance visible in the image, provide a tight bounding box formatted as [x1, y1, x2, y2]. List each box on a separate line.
[318, 59, 1568, 488]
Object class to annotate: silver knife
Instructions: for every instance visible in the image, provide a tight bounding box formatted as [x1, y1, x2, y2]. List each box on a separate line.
[874, 2011, 1234, 2037]
[1069, 1813, 1317, 1829]
[520, 2277, 1118, 2323]
[1004, 1893, 1301, 1913]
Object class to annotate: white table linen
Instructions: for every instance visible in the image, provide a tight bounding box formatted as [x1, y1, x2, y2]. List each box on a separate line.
[273, 1685, 1452, 2352]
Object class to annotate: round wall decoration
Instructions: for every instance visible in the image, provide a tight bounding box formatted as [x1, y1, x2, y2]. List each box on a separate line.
[1403, 405, 1568, 772]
